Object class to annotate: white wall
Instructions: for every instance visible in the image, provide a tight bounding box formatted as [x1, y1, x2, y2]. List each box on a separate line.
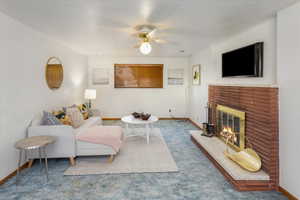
[88, 56, 189, 118]
[189, 48, 214, 125]
[210, 18, 277, 85]
[189, 18, 277, 126]
[0, 12, 87, 180]
[277, 2, 300, 198]
[189, 10, 300, 197]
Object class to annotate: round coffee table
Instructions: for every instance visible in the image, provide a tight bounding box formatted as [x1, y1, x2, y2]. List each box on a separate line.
[121, 115, 158, 144]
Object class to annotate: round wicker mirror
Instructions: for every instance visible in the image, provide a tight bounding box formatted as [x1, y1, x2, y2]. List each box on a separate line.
[45, 57, 63, 90]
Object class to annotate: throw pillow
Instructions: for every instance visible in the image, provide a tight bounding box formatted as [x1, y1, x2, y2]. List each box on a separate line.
[41, 111, 62, 126]
[66, 107, 84, 128]
[59, 115, 72, 125]
[62, 104, 77, 113]
[78, 103, 89, 120]
[82, 112, 89, 120]
[53, 110, 66, 119]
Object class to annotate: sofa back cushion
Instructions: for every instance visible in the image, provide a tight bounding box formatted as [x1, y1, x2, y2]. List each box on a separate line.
[74, 117, 102, 135]
[41, 111, 62, 126]
[66, 107, 84, 128]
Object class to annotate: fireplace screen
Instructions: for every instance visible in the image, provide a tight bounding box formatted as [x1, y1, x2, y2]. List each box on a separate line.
[216, 105, 245, 151]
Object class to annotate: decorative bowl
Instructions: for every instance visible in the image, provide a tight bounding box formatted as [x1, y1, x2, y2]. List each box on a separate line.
[132, 112, 141, 118]
[141, 113, 151, 120]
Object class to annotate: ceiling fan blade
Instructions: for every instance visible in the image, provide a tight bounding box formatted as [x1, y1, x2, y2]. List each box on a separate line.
[148, 36, 168, 44]
[130, 32, 140, 37]
[152, 38, 167, 44]
[152, 39, 180, 46]
[147, 28, 157, 37]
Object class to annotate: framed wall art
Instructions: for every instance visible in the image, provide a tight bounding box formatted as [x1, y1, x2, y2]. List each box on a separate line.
[192, 64, 201, 85]
[92, 68, 109, 85]
[168, 68, 184, 85]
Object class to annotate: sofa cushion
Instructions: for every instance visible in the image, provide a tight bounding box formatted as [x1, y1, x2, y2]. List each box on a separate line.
[41, 111, 62, 126]
[66, 107, 84, 128]
[74, 117, 101, 135]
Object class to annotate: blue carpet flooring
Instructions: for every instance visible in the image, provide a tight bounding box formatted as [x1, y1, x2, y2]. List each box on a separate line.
[0, 120, 286, 200]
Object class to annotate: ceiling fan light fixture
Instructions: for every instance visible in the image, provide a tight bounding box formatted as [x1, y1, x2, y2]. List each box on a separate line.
[139, 42, 152, 55]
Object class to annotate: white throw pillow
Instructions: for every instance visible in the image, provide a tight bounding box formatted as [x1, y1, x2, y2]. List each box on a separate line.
[66, 107, 84, 128]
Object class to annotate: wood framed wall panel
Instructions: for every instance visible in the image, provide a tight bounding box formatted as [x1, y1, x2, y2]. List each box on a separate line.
[114, 64, 163, 88]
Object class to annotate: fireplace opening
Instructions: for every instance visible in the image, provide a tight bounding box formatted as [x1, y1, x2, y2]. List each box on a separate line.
[216, 105, 245, 151]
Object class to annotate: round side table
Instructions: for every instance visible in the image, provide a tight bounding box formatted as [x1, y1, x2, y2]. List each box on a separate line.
[14, 136, 56, 184]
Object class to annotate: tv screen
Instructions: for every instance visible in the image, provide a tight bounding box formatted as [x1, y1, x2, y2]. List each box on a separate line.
[222, 42, 263, 77]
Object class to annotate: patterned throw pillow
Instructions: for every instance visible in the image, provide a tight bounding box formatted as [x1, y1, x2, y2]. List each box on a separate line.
[59, 115, 72, 125]
[52, 109, 73, 125]
[66, 107, 84, 128]
[41, 111, 62, 126]
[78, 103, 89, 119]
[53, 110, 66, 119]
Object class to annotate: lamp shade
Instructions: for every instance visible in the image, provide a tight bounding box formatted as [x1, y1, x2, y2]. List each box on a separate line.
[84, 89, 96, 100]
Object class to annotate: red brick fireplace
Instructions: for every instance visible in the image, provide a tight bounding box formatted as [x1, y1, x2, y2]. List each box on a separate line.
[192, 85, 279, 191]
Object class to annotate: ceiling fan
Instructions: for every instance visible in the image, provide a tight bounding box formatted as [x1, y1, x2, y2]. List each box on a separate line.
[133, 24, 167, 55]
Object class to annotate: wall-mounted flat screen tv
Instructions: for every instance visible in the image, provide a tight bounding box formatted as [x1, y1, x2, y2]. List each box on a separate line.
[222, 42, 263, 77]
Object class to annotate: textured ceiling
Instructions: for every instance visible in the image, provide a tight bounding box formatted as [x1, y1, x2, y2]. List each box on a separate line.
[0, 0, 298, 56]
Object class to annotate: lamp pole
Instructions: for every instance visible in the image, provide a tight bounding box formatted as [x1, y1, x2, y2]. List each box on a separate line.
[88, 99, 92, 109]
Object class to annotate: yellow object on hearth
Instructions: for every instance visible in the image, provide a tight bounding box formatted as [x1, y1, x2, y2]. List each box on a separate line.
[224, 148, 262, 172]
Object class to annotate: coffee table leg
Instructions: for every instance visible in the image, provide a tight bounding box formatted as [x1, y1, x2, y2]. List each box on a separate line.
[146, 124, 150, 144]
[43, 147, 49, 181]
[16, 149, 23, 185]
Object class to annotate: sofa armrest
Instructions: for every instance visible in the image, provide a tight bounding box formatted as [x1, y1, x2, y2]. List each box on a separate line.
[28, 125, 76, 158]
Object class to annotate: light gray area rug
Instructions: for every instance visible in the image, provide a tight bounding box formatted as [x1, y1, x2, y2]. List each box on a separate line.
[64, 128, 178, 175]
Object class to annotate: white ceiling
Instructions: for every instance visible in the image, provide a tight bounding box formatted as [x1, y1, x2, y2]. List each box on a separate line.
[0, 0, 298, 56]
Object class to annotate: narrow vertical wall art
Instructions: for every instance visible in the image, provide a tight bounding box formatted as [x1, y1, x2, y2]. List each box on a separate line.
[192, 64, 201, 85]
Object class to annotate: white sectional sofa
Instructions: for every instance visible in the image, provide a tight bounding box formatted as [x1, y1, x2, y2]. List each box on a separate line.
[28, 113, 116, 165]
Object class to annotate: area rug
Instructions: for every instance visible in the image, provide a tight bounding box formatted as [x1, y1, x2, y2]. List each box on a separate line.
[64, 128, 178, 175]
